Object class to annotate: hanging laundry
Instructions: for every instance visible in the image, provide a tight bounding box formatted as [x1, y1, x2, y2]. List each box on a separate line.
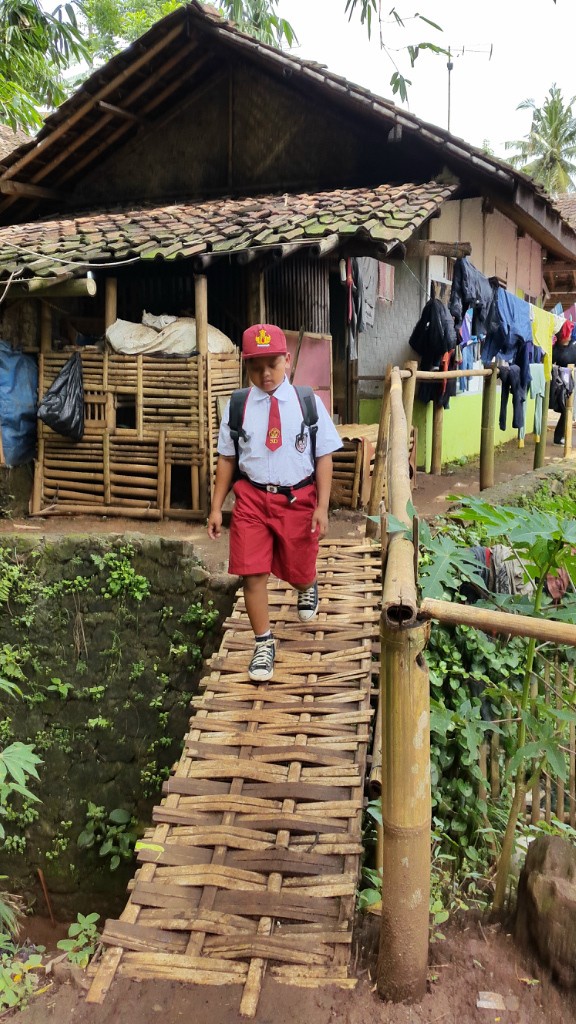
[449, 257, 495, 335]
[409, 292, 457, 407]
[529, 363, 546, 437]
[346, 257, 364, 358]
[357, 257, 378, 328]
[530, 305, 556, 382]
[377, 262, 395, 302]
[498, 364, 526, 432]
[483, 288, 532, 389]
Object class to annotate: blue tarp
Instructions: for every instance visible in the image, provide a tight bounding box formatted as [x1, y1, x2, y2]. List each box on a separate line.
[0, 340, 38, 466]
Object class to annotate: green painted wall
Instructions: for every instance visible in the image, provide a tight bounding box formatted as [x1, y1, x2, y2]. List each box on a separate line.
[360, 388, 537, 472]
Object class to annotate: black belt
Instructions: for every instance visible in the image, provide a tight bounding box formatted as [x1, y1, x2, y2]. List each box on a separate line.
[240, 474, 314, 504]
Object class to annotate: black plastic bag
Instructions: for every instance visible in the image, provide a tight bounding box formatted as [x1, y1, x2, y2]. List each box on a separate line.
[38, 352, 84, 441]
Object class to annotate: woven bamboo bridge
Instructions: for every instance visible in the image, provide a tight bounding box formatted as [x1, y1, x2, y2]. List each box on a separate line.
[87, 536, 380, 1016]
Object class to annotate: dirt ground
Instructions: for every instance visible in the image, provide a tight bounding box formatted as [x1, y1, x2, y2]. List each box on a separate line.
[6, 425, 576, 1024]
[14, 911, 576, 1024]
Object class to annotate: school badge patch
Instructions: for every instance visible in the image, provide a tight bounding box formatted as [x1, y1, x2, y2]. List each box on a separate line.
[295, 432, 308, 453]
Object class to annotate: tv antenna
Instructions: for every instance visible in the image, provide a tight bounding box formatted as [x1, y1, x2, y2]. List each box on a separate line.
[447, 44, 493, 133]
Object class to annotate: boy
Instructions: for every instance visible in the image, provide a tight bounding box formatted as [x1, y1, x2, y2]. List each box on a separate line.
[207, 323, 342, 682]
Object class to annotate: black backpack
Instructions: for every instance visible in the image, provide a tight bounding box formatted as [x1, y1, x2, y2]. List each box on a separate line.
[228, 385, 319, 469]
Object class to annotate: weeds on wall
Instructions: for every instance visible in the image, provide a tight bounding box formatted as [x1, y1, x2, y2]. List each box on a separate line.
[0, 538, 222, 904]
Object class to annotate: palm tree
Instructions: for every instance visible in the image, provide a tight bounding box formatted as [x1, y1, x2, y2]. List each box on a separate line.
[505, 85, 576, 195]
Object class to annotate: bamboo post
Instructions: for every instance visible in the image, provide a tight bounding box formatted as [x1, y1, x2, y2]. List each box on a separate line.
[40, 302, 52, 353]
[479, 364, 498, 490]
[563, 364, 574, 459]
[136, 355, 143, 439]
[402, 360, 418, 447]
[556, 658, 565, 822]
[31, 437, 43, 513]
[103, 432, 111, 506]
[194, 274, 209, 511]
[155, 430, 165, 512]
[365, 367, 391, 540]
[533, 379, 551, 470]
[531, 663, 540, 825]
[104, 277, 117, 329]
[430, 403, 443, 475]
[382, 368, 417, 626]
[377, 618, 431, 1004]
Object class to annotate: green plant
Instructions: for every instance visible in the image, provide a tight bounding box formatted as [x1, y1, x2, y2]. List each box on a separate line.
[0, 937, 45, 1011]
[47, 677, 74, 699]
[86, 716, 112, 730]
[45, 821, 73, 862]
[57, 912, 100, 968]
[129, 660, 145, 681]
[91, 545, 150, 603]
[416, 499, 573, 909]
[171, 600, 220, 669]
[77, 804, 136, 871]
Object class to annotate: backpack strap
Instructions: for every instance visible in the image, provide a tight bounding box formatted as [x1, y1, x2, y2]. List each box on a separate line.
[227, 387, 251, 466]
[229, 384, 319, 468]
[294, 384, 319, 466]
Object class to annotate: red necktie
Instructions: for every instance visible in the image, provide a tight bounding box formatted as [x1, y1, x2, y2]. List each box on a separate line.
[265, 395, 282, 450]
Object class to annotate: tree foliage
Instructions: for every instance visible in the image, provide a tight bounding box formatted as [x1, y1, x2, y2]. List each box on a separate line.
[504, 84, 576, 195]
[82, 0, 296, 64]
[0, 0, 89, 130]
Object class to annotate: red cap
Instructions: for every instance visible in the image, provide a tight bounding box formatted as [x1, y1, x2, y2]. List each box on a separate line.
[242, 323, 288, 359]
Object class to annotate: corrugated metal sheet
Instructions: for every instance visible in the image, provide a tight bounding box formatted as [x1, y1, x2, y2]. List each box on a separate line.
[265, 256, 329, 334]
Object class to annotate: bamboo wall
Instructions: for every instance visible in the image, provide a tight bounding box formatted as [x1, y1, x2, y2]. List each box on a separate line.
[32, 348, 241, 519]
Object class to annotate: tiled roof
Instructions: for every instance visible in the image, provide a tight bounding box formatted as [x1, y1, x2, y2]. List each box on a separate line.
[555, 194, 576, 228]
[0, 180, 457, 279]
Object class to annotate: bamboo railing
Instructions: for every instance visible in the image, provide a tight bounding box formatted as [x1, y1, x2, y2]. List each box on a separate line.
[371, 362, 576, 1005]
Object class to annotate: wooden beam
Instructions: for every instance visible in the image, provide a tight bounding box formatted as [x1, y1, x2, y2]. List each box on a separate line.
[98, 101, 144, 123]
[0, 179, 64, 200]
[543, 260, 576, 275]
[406, 239, 471, 259]
[8, 277, 97, 299]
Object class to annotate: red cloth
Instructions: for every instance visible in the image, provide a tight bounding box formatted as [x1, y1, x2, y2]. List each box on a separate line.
[265, 394, 282, 450]
[229, 479, 318, 586]
[558, 320, 573, 343]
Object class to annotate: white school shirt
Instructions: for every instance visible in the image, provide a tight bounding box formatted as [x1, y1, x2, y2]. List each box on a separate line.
[217, 376, 343, 487]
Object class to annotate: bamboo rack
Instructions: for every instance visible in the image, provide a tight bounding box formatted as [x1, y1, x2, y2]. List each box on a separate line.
[32, 348, 240, 519]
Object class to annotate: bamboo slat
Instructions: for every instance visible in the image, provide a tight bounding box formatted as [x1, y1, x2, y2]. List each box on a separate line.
[87, 539, 380, 1013]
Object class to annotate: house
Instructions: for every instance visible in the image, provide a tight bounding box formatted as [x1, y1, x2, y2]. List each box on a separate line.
[0, 1, 575, 515]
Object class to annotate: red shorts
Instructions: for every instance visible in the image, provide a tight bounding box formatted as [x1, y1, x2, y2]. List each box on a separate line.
[228, 479, 319, 587]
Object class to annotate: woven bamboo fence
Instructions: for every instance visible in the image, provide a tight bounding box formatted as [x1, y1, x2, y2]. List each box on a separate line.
[478, 653, 576, 827]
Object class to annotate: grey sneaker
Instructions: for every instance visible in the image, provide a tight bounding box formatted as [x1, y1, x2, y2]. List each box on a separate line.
[297, 581, 319, 622]
[248, 638, 276, 681]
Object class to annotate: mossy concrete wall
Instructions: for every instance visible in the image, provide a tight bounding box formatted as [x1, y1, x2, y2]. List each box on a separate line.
[0, 533, 238, 918]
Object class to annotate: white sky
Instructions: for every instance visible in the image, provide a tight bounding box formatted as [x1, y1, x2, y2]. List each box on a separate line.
[278, 0, 576, 157]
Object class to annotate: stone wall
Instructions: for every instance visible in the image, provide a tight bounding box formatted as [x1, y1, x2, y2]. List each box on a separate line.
[0, 533, 238, 918]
